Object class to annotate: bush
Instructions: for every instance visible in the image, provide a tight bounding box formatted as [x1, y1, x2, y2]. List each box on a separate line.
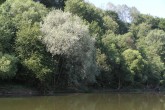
[0, 53, 17, 79]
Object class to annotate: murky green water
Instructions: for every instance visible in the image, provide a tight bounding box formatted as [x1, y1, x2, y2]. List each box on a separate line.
[0, 93, 165, 110]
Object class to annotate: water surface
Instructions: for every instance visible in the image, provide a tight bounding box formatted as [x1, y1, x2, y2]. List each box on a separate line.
[0, 93, 165, 110]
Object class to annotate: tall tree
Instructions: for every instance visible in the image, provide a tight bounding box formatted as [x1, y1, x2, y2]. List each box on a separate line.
[137, 29, 165, 86]
[40, 10, 98, 87]
[0, 0, 48, 53]
[106, 2, 140, 22]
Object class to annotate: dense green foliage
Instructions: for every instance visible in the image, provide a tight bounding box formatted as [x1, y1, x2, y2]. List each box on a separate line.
[33, 0, 66, 9]
[40, 10, 97, 87]
[0, 0, 165, 91]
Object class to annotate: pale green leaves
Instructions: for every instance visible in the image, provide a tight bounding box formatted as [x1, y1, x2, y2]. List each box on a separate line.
[41, 10, 97, 85]
[122, 49, 147, 75]
[24, 53, 52, 81]
[41, 10, 93, 57]
[0, 53, 17, 79]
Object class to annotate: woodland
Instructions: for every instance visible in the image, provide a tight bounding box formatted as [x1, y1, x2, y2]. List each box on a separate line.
[0, 0, 165, 92]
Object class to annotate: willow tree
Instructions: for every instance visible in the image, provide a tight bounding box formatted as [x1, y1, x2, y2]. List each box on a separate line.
[40, 10, 97, 87]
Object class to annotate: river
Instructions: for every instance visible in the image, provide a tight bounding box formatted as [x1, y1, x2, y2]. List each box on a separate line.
[0, 93, 165, 110]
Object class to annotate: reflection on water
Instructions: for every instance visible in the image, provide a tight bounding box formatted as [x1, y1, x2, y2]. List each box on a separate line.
[0, 93, 165, 110]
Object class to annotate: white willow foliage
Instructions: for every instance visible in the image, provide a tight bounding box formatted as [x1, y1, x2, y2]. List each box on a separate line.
[40, 10, 98, 85]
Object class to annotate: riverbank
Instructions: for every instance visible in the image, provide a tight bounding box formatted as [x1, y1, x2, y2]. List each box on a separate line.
[0, 84, 40, 97]
[0, 84, 165, 97]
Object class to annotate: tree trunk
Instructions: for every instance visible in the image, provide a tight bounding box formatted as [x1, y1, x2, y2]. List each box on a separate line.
[118, 76, 121, 90]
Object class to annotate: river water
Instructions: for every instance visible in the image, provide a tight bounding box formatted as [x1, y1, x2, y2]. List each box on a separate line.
[0, 93, 165, 110]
